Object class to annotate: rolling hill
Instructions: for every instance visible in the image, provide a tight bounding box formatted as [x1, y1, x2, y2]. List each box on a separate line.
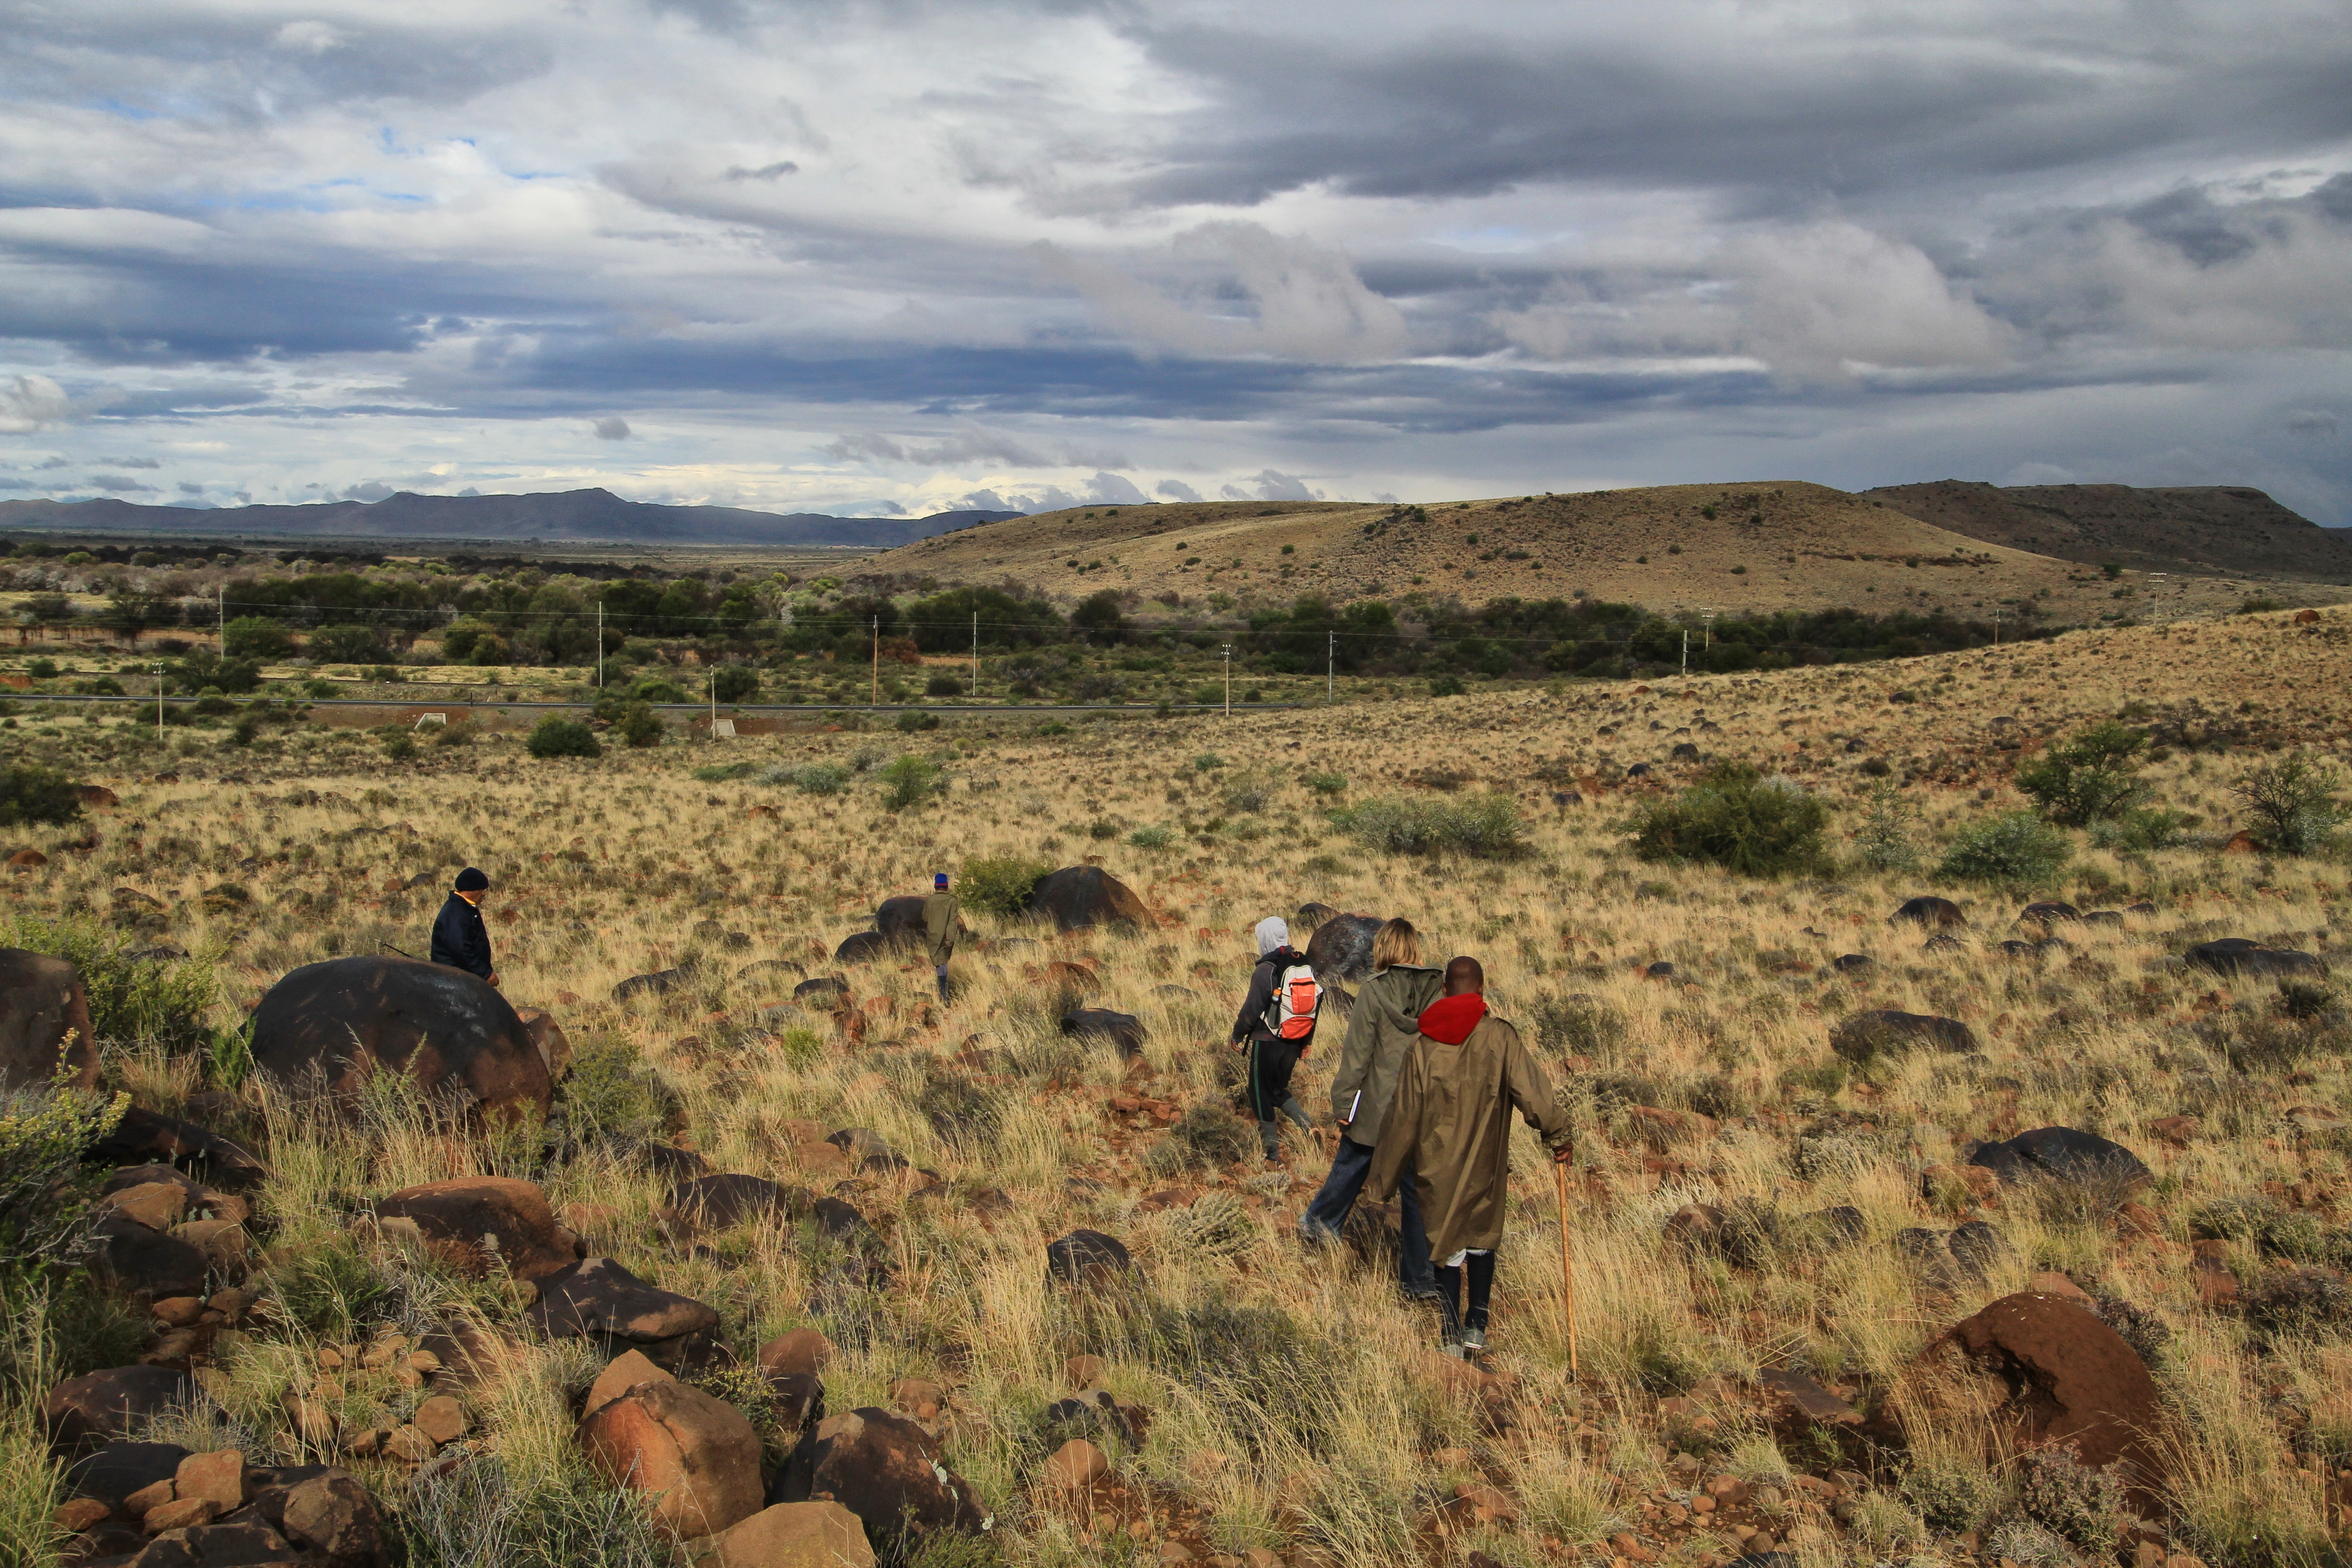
[1864, 480, 2352, 581]
[863, 480, 2345, 622]
[0, 489, 1016, 548]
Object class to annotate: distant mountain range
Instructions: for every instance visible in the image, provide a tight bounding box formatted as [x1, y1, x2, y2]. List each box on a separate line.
[0, 488, 1021, 547]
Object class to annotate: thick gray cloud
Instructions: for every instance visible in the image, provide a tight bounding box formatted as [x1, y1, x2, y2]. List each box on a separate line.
[0, 0, 2344, 522]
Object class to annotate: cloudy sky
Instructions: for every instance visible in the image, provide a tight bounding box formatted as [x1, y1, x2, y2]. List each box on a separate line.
[3, 0, 2348, 521]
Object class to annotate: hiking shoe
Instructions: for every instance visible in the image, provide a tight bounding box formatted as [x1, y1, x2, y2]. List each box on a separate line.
[1461, 1324, 1487, 1354]
[1440, 1338, 1468, 1359]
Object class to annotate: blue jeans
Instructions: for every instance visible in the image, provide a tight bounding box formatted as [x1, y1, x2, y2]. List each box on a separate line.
[1300, 1137, 1436, 1298]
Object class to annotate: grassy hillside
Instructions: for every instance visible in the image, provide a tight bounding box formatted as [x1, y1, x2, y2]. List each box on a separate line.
[877, 482, 2350, 623]
[1868, 481, 2352, 583]
[3, 606, 2350, 1567]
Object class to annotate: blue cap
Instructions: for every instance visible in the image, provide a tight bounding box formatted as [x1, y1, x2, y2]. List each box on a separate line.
[934, 872, 949, 889]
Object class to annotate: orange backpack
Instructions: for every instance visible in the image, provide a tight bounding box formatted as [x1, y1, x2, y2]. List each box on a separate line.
[1264, 960, 1321, 1040]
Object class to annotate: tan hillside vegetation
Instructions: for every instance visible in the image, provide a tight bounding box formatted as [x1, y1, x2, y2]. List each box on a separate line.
[3, 605, 2350, 1568]
[1869, 480, 2352, 583]
[873, 481, 2351, 623]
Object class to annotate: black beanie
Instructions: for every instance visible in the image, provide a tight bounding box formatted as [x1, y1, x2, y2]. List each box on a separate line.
[455, 867, 490, 892]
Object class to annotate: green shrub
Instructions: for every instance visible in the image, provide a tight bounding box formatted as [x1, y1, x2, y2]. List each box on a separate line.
[1304, 772, 1347, 795]
[690, 761, 756, 782]
[220, 616, 292, 660]
[0, 763, 83, 829]
[615, 702, 663, 748]
[382, 731, 417, 761]
[791, 762, 848, 795]
[1936, 811, 2073, 885]
[1, 1074, 127, 1283]
[2087, 806, 2188, 852]
[1627, 762, 1830, 877]
[710, 665, 760, 703]
[926, 674, 963, 698]
[957, 856, 1049, 917]
[2014, 720, 2149, 825]
[3, 916, 220, 1054]
[894, 710, 939, 733]
[876, 753, 941, 811]
[309, 623, 384, 663]
[559, 1037, 680, 1147]
[1429, 674, 1465, 697]
[1900, 1464, 1994, 1534]
[1337, 794, 1529, 858]
[1850, 779, 1921, 872]
[2016, 1443, 2125, 1549]
[1127, 824, 1175, 850]
[2231, 750, 2346, 855]
[526, 717, 602, 758]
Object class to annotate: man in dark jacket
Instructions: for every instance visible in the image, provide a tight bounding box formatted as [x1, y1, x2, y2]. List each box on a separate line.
[1230, 915, 1319, 1162]
[429, 867, 497, 985]
[921, 872, 958, 1001]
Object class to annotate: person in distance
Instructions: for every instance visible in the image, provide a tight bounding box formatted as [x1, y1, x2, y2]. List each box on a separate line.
[1230, 916, 1322, 1163]
[430, 867, 498, 987]
[921, 871, 959, 1001]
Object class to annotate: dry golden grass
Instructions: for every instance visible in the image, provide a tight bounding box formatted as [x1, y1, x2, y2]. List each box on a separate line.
[5, 603, 2351, 1566]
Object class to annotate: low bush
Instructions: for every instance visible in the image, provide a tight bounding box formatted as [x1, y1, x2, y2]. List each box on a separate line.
[1936, 811, 2073, 885]
[877, 753, 942, 810]
[2232, 750, 2346, 855]
[3, 916, 221, 1054]
[2014, 720, 2150, 825]
[614, 702, 663, 748]
[0, 763, 82, 829]
[1626, 762, 1829, 877]
[894, 710, 940, 733]
[1338, 794, 1529, 858]
[956, 855, 1050, 916]
[2087, 805, 2189, 852]
[1126, 824, 1175, 850]
[689, 760, 756, 781]
[1303, 772, 1347, 795]
[1850, 779, 1921, 872]
[710, 665, 760, 703]
[790, 762, 848, 795]
[526, 717, 602, 758]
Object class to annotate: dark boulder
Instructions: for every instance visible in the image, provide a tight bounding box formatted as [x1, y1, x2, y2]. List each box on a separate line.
[1921, 932, 1966, 954]
[873, 896, 929, 944]
[1831, 954, 1874, 975]
[89, 1213, 210, 1298]
[2019, 901, 2082, 925]
[86, 1107, 269, 1190]
[64, 1440, 188, 1511]
[630, 1142, 708, 1181]
[1026, 867, 1152, 932]
[1671, 742, 1700, 761]
[794, 975, 850, 1003]
[1996, 940, 2040, 959]
[1060, 1009, 1145, 1060]
[1802, 1206, 1868, 1249]
[250, 956, 551, 1123]
[374, 1176, 577, 1280]
[669, 1174, 798, 1230]
[1890, 897, 1965, 928]
[613, 967, 691, 1002]
[43, 1366, 191, 1455]
[1045, 1229, 1137, 1291]
[1304, 913, 1382, 985]
[834, 931, 890, 964]
[2184, 938, 2328, 980]
[1829, 1009, 1976, 1064]
[0, 947, 98, 1092]
[1970, 1127, 2150, 1190]
[1643, 961, 1677, 981]
[526, 1257, 721, 1372]
[2084, 911, 2124, 927]
[770, 1406, 987, 1556]
[736, 958, 808, 984]
[1294, 902, 1338, 928]
[1947, 1219, 2008, 1277]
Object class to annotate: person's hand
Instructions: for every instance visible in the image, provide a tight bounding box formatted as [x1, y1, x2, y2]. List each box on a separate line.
[1552, 1142, 1573, 1164]
[486, 972, 501, 988]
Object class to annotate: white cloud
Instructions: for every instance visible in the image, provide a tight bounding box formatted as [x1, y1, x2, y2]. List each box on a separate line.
[1155, 479, 1204, 502]
[0, 375, 73, 434]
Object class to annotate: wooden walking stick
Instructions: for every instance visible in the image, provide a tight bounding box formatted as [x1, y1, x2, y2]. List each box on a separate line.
[1556, 1155, 1580, 1377]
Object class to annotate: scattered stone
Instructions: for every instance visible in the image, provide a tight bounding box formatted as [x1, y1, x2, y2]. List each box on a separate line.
[1829, 1009, 1975, 1064]
[1921, 932, 1967, 954]
[615, 968, 693, 1002]
[2149, 1116, 2201, 1147]
[412, 1396, 466, 1446]
[579, 1374, 764, 1540]
[1970, 1127, 2151, 1190]
[1303, 914, 1382, 984]
[1643, 961, 1677, 981]
[793, 976, 850, 1003]
[141, 1495, 222, 1533]
[776, 1407, 988, 1551]
[0, 947, 99, 1092]
[2020, 901, 2082, 925]
[1044, 1439, 1110, 1490]
[527, 1257, 722, 1372]
[279, 1470, 388, 1565]
[249, 956, 552, 1123]
[697, 1501, 875, 1568]
[669, 1174, 798, 1232]
[2184, 938, 2328, 980]
[833, 932, 890, 964]
[173, 1449, 245, 1511]
[374, 1176, 577, 1280]
[88, 1215, 210, 1300]
[1831, 954, 1873, 974]
[67, 1440, 188, 1513]
[1027, 866, 1152, 931]
[85, 1107, 268, 1190]
[1889, 897, 1965, 928]
[1045, 1230, 1137, 1291]
[512, 1007, 574, 1081]
[1061, 1009, 1146, 1060]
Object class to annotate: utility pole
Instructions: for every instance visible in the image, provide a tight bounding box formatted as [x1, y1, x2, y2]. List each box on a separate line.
[708, 667, 716, 735]
[597, 602, 604, 687]
[1991, 607, 2002, 647]
[1681, 628, 1689, 675]
[1327, 629, 1335, 701]
[1701, 608, 1716, 650]
[216, 585, 224, 647]
[971, 611, 978, 700]
[869, 616, 879, 709]
[153, 662, 164, 741]
[1222, 644, 1232, 716]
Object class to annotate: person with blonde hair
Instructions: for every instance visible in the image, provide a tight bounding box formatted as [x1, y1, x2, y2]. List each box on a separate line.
[1297, 916, 1444, 1300]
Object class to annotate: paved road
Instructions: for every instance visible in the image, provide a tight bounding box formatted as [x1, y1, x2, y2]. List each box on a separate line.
[3, 691, 1302, 715]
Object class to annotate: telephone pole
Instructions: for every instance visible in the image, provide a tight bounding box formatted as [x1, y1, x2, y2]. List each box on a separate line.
[1681, 628, 1689, 675]
[1992, 606, 2003, 647]
[1222, 644, 1232, 716]
[708, 667, 716, 734]
[596, 602, 604, 687]
[154, 662, 164, 741]
[1327, 629, 1335, 701]
[216, 585, 224, 647]
[869, 616, 879, 708]
[970, 611, 979, 699]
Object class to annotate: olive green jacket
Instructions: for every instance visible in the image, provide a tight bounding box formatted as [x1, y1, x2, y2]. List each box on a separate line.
[921, 892, 960, 967]
[1326, 963, 1444, 1147]
[1367, 1013, 1573, 1260]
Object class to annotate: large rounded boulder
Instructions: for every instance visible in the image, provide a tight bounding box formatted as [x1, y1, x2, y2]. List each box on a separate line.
[1889, 897, 1965, 929]
[2184, 938, 2328, 980]
[249, 956, 551, 1123]
[1304, 914, 1382, 984]
[0, 948, 99, 1092]
[1026, 867, 1151, 932]
[1829, 1009, 1977, 1064]
[872, 897, 929, 945]
[1969, 1127, 2151, 1190]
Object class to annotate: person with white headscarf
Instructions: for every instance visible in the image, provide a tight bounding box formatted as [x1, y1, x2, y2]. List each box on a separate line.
[1229, 915, 1323, 1161]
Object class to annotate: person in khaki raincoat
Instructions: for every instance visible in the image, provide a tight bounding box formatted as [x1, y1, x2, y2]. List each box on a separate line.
[1368, 954, 1573, 1356]
[921, 872, 959, 1001]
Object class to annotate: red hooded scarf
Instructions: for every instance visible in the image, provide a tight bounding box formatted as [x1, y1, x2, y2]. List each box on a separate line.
[1416, 991, 1487, 1044]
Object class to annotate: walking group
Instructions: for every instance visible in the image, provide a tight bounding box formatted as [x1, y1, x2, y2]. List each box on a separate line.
[1230, 916, 1574, 1358]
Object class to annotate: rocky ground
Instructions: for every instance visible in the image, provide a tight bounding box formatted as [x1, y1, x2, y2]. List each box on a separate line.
[2, 607, 2350, 1568]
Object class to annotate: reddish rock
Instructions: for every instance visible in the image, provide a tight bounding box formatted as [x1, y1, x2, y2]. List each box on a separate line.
[173, 1449, 245, 1509]
[1043, 1439, 1108, 1490]
[512, 1007, 573, 1080]
[0, 947, 98, 1092]
[1900, 1291, 2166, 1489]
[2192, 1240, 2241, 1308]
[699, 1501, 875, 1568]
[526, 1257, 721, 1372]
[44, 1367, 191, 1455]
[279, 1469, 388, 1566]
[578, 1375, 763, 1540]
[788, 1407, 988, 1552]
[374, 1177, 576, 1280]
[2149, 1116, 2201, 1147]
[756, 1328, 836, 1380]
